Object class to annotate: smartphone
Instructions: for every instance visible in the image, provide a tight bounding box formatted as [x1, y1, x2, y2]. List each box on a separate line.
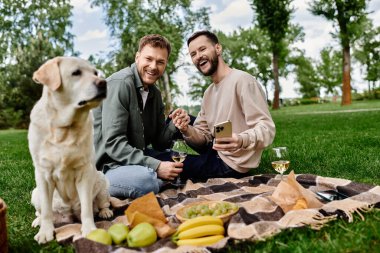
[214, 120, 232, 139]
[316, 190, 348, 202]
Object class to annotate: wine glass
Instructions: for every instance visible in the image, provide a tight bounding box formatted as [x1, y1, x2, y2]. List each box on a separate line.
[270, 147, 290, 180]
[170, 140, 187, 187]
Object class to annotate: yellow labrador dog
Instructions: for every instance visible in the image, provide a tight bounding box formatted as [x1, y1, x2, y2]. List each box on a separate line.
[28, 56, 113, 244]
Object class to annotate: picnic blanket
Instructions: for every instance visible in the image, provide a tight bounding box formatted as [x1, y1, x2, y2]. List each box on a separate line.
[54, 173, 380, 253]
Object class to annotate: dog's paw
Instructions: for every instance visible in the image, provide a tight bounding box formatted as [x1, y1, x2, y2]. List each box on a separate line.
[98, 208, 113, 219]
[32, 217, 41, 228]
[81, 224, 97, 237]
[34, 225, 55, 244]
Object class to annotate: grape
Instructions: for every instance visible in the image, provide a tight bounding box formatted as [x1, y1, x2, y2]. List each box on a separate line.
[183, 202, 238, 220]
[213, 209, 221, 216]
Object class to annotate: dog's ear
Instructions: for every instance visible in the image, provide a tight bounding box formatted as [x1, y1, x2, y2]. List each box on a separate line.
[33, 58, 61, 91]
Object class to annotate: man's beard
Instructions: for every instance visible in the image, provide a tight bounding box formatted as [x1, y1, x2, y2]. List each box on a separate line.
[197, 54, 218, 76]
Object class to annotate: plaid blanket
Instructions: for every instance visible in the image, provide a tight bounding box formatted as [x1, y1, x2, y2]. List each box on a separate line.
[60, 173, 380, 253]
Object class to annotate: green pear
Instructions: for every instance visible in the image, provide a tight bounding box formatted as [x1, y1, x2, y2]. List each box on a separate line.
[108, 223, 129, 245]
[127, 222, 157, 247]
[86, 228, 112, 245]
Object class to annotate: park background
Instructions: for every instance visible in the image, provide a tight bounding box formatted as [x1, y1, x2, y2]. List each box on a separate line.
[1, 0, 380, 128]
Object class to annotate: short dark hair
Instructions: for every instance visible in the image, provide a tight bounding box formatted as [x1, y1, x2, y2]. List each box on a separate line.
[138, 34, 171, 56]
[187, 30, 219, 46]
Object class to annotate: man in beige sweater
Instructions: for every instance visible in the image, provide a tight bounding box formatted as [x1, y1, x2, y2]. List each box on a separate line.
[170, 30, 275, 181]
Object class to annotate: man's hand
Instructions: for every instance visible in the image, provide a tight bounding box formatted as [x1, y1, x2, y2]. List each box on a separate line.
[169, 108, 191, 133]
[156, 161, 183, 181]
[213, 133, 243, 152]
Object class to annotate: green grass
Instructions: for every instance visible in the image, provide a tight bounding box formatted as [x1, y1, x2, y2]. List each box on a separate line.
[1, 100, 380, 252]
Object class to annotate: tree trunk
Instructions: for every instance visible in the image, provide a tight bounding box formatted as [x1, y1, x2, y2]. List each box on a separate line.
[272, 52, 280, 110]
[341, 45, 351, 105]
[264, 83, 269, 105]
[162, 71, 172, 115]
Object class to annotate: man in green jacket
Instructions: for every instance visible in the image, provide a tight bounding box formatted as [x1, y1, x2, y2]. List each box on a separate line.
[93, 34, 183, 199]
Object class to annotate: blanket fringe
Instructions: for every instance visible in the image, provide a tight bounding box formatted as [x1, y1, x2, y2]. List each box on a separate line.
[309, 213, 337, 230]
[323, 199, 374, 223]
[346, 204, 373, 222]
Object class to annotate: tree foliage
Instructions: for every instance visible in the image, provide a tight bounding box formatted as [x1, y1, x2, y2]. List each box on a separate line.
[317, 47, 342, 95]
[309, 0, 369, 105]
[292, 46, 342, 98]
[250, 0, 295, 109]
[353, 18, 380, 94]
[291, 52, 320, 98]
[0, 0, 75, 128]
[187, 72, 210, 104]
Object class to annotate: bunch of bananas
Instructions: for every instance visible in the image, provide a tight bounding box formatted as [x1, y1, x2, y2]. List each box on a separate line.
[172, 216, 225, 246]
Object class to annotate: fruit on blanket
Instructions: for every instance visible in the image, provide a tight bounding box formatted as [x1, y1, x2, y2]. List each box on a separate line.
[172, 217, 225, 246]
[127, 222, 157, 247]
[86, 228, 112, 245]
[176, 224, 224, 240]
[176, 234, 225, 246]
[108, 223, 129, 245]
[177, 216, 223, 234]
[183, 201, 238, 219]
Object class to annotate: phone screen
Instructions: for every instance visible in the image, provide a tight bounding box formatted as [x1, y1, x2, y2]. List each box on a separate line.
[316, 190, 348, 202]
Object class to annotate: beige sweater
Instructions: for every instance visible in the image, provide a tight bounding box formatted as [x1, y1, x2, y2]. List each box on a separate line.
[183, 69, 275, 173]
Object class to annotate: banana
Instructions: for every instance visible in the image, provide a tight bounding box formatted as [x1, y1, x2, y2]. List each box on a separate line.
[177, 224, 224, 240]
[177, 216, 223, 233]
[176, 235, 224, 246]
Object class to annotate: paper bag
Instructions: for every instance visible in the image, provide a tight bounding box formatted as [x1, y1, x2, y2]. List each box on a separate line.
[125, 192, 175, 238]
[270, 171, 323, 213]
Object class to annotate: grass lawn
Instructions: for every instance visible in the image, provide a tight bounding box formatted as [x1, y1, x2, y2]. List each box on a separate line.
[1, 100, 380, 253]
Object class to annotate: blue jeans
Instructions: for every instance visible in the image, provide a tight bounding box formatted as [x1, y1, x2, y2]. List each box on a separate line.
[104, 165, 163, 199]
[104, 143, 248, 198]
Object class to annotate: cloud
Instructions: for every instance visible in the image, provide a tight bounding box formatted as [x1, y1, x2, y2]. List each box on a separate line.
[211, 0, 253, 34]
[71, 0, 100, 13]
[368, 1, 380, 26]
[192, 0, 218, 12]
[77, 29, 107, 42]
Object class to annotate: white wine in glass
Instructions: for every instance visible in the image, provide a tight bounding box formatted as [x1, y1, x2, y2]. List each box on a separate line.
[270, 147, 290, 180]
[171, 140, 187, 187]
[171, 152, 187, 163]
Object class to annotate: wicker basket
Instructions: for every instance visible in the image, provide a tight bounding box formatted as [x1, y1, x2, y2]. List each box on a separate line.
[0, 198, 8, 253]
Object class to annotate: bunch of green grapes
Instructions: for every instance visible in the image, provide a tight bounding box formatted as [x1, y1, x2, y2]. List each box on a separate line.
[184, 202, 239, 219]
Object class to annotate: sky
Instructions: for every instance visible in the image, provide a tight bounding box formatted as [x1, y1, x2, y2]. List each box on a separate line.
[70, 0, 380, 104]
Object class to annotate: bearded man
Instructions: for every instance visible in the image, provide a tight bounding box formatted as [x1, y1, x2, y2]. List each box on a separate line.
[170, 30, 276, 181]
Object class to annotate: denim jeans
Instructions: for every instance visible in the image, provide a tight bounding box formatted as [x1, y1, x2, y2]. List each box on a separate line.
[104, 165, 163, 199]
[104, 143, 248, 198]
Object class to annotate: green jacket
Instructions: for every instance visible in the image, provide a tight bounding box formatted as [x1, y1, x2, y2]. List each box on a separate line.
[93, 63, 177, 172]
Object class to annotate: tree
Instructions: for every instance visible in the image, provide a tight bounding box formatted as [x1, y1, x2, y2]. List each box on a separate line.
[89, 0, 210, 113]
[187, 72, 210, 104]
[353, 18, 380, 96]
[291, 53, 320, 98]
[250, 0, 294, 109]
[309, 0, 369, 105]
[316, 47, 342, 95]
[0, 0, 75, 128]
